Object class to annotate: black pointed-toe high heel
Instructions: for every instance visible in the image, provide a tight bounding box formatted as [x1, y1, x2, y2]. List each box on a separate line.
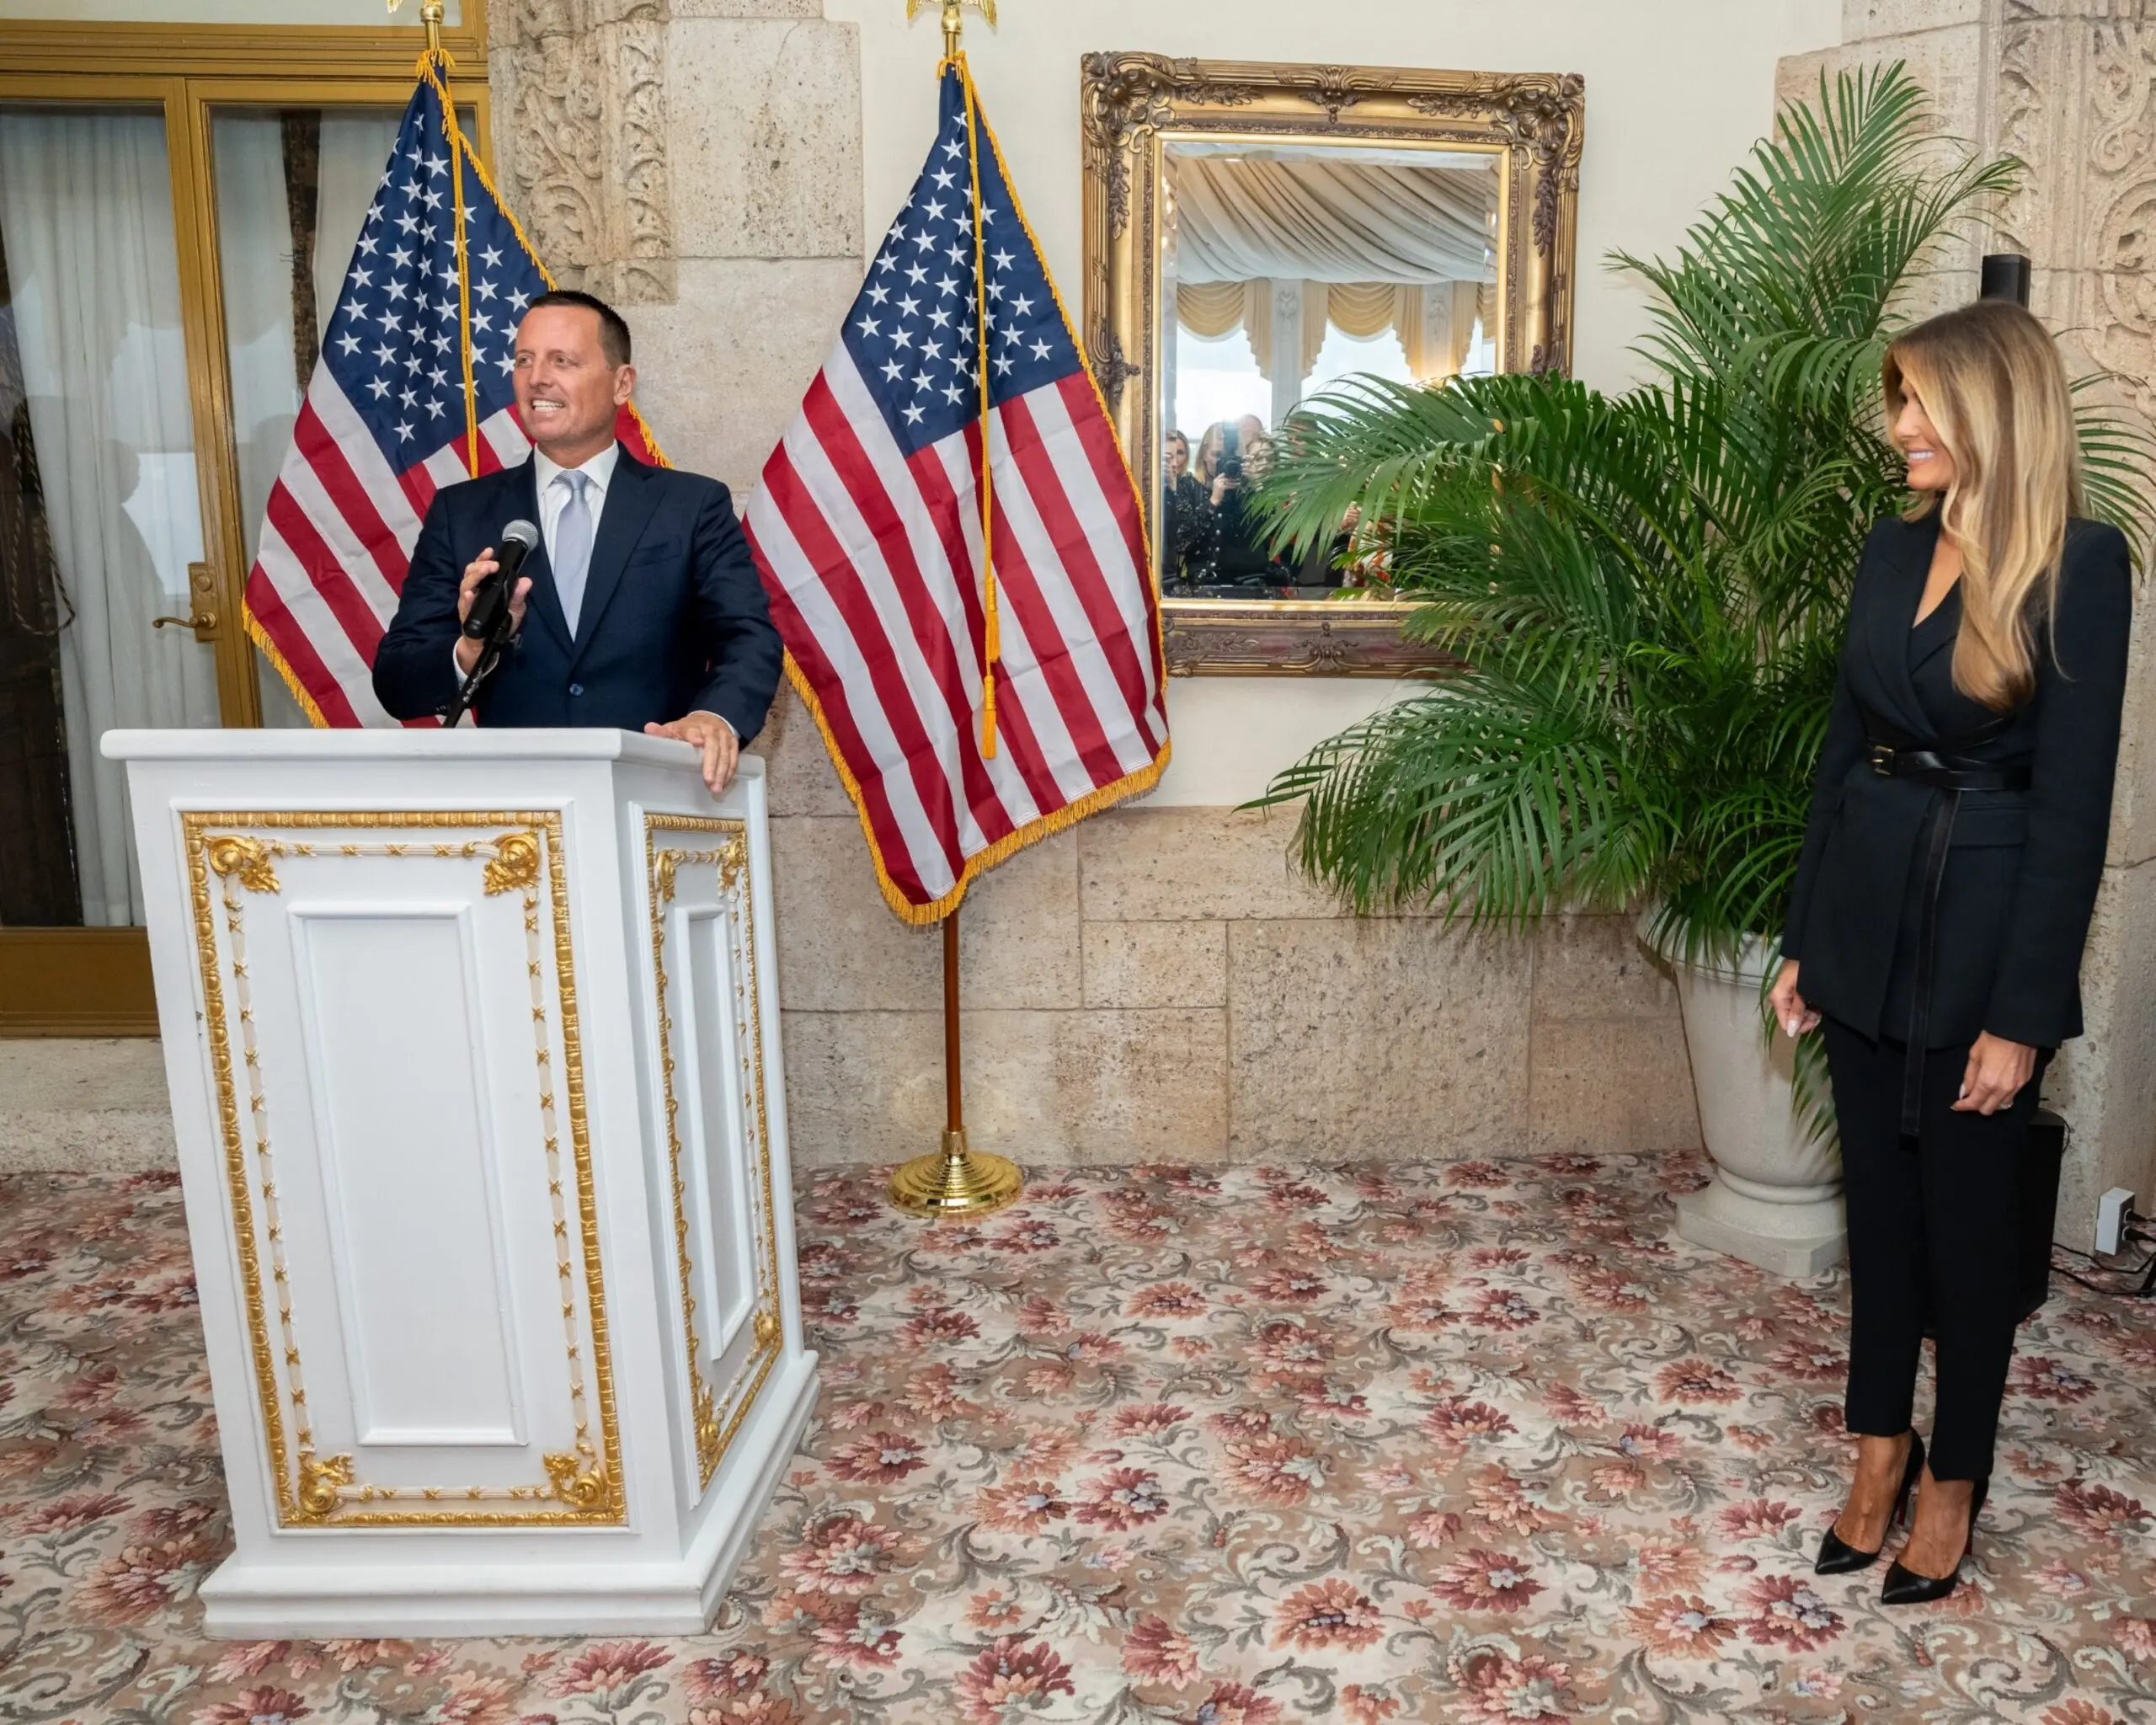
[1815, 1431, 1925, 1576]
[1880, 1474, 1988, 1605]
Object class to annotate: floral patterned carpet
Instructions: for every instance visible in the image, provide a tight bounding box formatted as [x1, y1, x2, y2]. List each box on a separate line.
[3, 1154, 2154, 1725]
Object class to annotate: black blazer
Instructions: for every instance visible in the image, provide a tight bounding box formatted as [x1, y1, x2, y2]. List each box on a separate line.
[1783, 510, 2132, 1049]
[372, 447, 784, 740]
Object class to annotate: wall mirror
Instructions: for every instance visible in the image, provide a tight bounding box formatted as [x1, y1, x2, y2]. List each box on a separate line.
[1081, 54, 1584, 674]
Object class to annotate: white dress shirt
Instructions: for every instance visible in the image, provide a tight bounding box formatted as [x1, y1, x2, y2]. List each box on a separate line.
[531, 441, 619, 566]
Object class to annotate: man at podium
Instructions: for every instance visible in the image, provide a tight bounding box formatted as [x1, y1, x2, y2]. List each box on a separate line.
[372, 290, 782, 793]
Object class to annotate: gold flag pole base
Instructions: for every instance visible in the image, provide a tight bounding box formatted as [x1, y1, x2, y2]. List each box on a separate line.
[889, 1127, 1021, 1218]
[889, 906, 1022, 1217]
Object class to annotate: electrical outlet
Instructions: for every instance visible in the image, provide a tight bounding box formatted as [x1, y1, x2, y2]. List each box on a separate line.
[2097, 1187, 2135, 1256]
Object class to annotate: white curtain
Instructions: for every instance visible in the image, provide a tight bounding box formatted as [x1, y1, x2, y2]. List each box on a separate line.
[216, 109, 403, 729]
[317, 115, 405, 325]
[1172, 153, 1497, 285]
[214, 116, 296, 592]
[0, 109, 221, 926]
[1175, 276, 1480, 395]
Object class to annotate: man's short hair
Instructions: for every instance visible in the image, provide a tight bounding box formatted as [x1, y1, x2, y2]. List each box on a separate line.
[524, 288, 632, 367]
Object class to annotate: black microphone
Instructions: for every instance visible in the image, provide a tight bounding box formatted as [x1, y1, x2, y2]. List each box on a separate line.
[462, 518, 541, 640]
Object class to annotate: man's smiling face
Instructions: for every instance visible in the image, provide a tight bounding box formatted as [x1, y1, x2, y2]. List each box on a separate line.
[512, 303, 633, 464]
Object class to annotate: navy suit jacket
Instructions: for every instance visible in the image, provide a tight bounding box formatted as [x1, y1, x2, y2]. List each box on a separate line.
[372, 446, 784, 740]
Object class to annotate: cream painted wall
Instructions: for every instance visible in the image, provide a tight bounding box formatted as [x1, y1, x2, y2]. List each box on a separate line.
[822, 0, 1844, 807]
[825, 0, 1842, 393]
[1150, 676, 1402, 805]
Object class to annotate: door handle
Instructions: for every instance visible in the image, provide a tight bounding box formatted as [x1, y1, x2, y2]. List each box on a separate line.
[152, 562, 223, 641]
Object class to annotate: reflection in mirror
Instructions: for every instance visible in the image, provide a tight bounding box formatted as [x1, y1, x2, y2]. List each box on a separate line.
[1081, 53, 1581, 672]
[1158, 143, 1499, 599]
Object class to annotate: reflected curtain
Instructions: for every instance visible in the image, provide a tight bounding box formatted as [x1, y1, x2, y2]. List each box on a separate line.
[1181, 278, 1483, 389]
[1172, 278, 1275, 379]
[0, 109, 221, 926]
[1411, 280, 1484, 382]
[1173, 153, 1495, 285]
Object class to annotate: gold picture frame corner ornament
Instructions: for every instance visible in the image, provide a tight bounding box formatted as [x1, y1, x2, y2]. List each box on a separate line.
[1079, 52, 1582, 677]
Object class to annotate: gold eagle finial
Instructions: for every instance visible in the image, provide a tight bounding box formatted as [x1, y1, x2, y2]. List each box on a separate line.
[907, 0, 997, 60]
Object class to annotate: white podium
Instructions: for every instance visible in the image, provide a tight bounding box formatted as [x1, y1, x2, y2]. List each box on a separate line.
[103, 729, 818, 1637]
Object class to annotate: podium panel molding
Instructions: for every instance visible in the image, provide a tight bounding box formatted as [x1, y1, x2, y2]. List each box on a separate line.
[643, 813, 785, 1493]
[181, 809, 627, 1528]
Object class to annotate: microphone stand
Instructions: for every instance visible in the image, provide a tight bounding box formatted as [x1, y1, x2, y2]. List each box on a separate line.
[442, 590, 518, 728]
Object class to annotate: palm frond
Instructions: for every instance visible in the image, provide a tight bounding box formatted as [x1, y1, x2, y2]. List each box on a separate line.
[1246, 54, 2147, 985]
[1245, 44, 2153, 1167]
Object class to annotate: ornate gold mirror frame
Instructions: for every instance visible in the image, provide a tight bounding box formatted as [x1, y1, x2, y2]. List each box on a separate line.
[1080, 54, 1584, 675]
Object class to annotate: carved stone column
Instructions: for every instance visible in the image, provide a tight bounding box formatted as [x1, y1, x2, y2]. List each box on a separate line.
[485, 0, 863, 492]
[488, 0, 676, 306]
[1996, 0, 2156, 1247]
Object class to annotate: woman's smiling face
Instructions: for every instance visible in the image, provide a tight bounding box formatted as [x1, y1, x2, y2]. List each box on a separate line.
[1892, 383, 1957, 492]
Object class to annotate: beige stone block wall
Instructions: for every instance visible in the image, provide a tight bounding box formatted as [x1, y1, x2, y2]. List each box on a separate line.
[478, 0, 1708, 1178]
[488, 0, 864, 492]
[760, 689, 1701, 1170]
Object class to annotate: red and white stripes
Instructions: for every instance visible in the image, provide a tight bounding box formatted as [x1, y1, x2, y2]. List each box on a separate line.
[746, 343, 1167, 917]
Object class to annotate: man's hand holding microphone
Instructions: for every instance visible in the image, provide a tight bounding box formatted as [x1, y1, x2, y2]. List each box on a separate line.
[453, 519, 541, 678]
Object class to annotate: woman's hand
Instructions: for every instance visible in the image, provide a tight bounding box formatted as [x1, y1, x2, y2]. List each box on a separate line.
[1210, 475, 1231, 507]
[1954, 1032, 2036, 1114]
[1768, 959, 1821, 1039]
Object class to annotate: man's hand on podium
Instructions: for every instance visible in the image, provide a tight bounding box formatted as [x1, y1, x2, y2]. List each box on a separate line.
[646, 710, 739, 793]
[453, 547, 532, 677]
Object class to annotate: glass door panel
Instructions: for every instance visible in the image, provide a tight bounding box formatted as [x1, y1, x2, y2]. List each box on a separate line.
[211, 101, 477, 727]
[0, 102, 218, 927]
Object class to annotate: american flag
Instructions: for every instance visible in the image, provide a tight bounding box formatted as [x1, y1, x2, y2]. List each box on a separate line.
[746, 61, 1169, 923]
[243, 65, 659, 727]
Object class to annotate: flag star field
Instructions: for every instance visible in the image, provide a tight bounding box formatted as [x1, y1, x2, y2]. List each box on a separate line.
[840, 74, 1076, 455]
[322, 79, 542, 471]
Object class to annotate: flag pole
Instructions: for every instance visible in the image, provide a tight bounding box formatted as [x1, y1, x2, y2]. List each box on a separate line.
[889, 907, 1019, 1216]
[889, 0, 1019, 1220]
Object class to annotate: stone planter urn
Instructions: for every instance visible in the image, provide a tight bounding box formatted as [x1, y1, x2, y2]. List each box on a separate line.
[1643, 915, 1847, 1277]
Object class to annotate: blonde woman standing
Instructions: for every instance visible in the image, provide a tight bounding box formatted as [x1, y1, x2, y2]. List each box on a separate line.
[1769, 299, 2132, 1605]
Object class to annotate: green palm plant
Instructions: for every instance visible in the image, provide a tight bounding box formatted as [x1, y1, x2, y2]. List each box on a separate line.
[1250, 65, 2146, 981]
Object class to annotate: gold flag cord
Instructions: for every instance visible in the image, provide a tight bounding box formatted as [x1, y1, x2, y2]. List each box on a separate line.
[398, 0, 479, 476]
[958, 55, 999, 761]
[890, 0, 1020, 1221]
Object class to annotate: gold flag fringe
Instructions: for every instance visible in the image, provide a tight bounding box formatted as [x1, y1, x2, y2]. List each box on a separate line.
[780, 647, 1170, 927]
[784, 55, 1172, 924]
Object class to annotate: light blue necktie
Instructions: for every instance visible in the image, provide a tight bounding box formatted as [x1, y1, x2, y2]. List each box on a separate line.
[552, 469, 595, 637]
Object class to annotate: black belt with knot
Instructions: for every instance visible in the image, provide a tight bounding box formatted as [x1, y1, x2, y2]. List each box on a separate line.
[1866, 741, 2031, 795]
[1861, 716, 2031, 1140]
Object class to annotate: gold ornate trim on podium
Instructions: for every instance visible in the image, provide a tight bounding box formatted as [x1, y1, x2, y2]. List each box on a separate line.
[644, 814, 787, 1491]
[182, 811, 626, 1528]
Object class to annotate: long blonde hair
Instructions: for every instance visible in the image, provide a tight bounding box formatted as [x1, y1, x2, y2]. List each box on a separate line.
[1882, 299, 2084, 712]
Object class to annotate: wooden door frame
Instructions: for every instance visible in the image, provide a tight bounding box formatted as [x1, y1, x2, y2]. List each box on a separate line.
[0, 20, 491, 1036]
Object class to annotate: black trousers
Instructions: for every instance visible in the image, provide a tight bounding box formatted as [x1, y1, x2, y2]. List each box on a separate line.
[1822, 1016, 2052, 1482]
